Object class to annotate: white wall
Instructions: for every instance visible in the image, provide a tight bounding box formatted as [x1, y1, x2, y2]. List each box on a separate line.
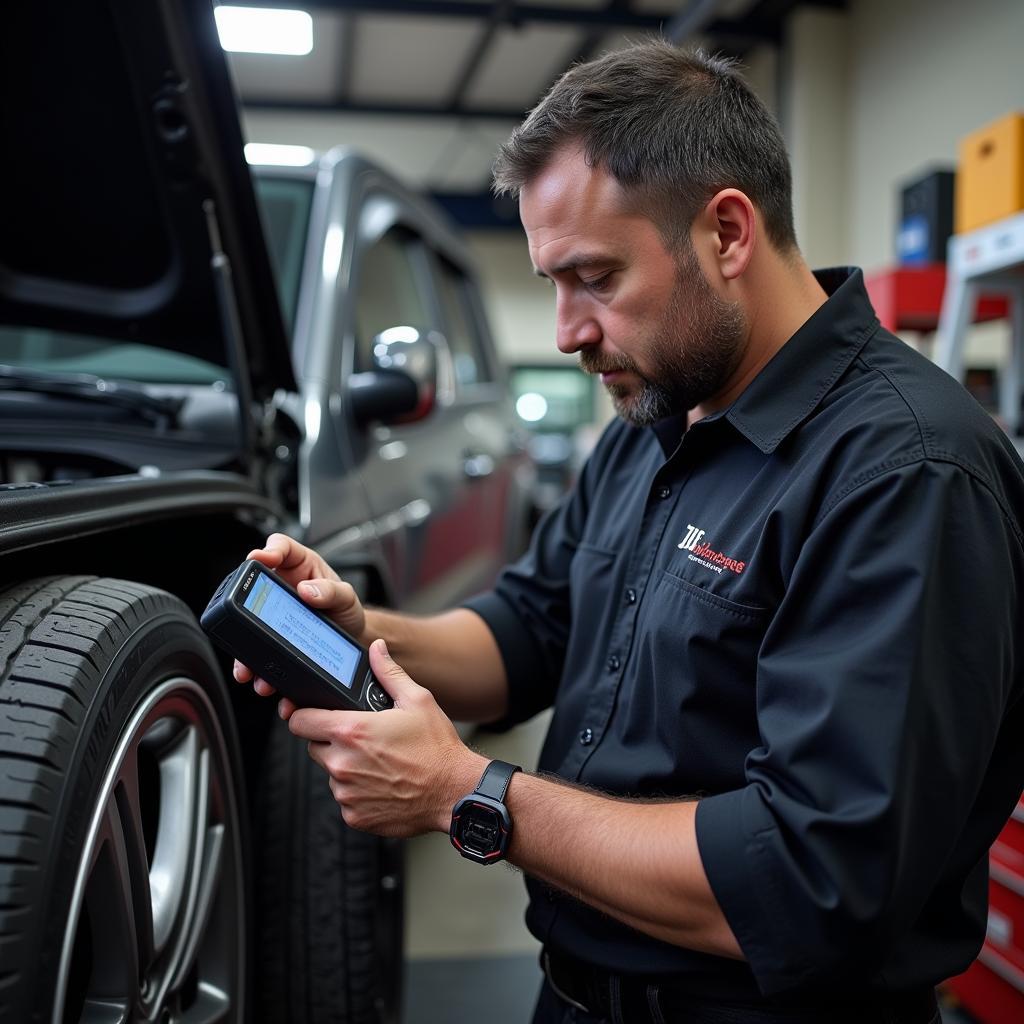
[842, 0, 1023, 364]
[467, 231, 617, 422]
[844, 0, 1024, 274]
[242, 109, 518, 192]
[782, 8, 850, 269]
[467, 232, 553, 363]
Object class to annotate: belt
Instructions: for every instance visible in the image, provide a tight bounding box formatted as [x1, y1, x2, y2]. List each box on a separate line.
[540, 948, 940, 1024]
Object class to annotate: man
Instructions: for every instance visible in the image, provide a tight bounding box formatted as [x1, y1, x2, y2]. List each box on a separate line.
[237, 42, 1024, 1024]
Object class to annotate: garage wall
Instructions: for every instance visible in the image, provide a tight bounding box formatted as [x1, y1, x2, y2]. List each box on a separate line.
[843, 0, 1024, 274]
[837, 0, 1021, 366]
[241, 109, 520, 193]
[781, 8, 849, 270]
[468, 232, 552, 363]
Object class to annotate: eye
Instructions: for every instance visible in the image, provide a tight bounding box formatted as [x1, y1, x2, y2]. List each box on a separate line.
[583, 273, 613, 292]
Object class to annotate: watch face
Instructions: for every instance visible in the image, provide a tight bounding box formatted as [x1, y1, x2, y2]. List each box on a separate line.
[450, 797, 510, 863]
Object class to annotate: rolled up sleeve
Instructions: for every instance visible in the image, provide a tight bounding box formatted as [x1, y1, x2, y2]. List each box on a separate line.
[696, 458, 1023, 994]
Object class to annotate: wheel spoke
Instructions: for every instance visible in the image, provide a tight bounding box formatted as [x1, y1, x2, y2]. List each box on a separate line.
[82, 797, 141, 1006]
[78, 998, 132, 1023]
[114, 743, 156, 971]
[150, 725, 201, 955]
[165, 749, 219, 994]
[180, 981, 233, 1023]
[170, 820, 225, 993]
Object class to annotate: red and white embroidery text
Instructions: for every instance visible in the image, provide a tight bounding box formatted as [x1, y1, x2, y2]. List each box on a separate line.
[677, 524, 746, 575]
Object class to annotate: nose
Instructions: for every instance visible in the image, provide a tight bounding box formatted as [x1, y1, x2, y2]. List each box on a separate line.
[555, 290, 602, 355]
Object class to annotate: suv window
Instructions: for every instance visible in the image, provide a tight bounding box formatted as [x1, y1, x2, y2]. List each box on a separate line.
[252, 175, 314, 333]
[353, 229, 429, 372]
[434, 256, 491, 387]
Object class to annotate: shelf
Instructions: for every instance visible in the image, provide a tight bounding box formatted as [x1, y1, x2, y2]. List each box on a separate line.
[934, 211, 1024, 436]
[865, 264, 1008, 333]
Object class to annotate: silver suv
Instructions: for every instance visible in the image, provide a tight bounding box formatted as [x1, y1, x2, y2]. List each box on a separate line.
[0, 3, 532, 1023]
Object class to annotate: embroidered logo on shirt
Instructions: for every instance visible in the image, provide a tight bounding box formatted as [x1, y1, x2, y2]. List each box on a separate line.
[677, 523, 746, 575]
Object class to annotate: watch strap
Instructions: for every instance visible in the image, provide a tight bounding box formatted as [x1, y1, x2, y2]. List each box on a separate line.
[474, 759, 520, 802]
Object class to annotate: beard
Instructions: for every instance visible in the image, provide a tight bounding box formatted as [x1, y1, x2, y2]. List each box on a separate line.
[579, 245, 746, 427]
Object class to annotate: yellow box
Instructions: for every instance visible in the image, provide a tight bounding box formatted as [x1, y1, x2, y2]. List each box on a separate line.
[955, 113, 1024, 233]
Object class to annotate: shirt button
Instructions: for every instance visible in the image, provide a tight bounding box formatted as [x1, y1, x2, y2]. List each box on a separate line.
[579, 728, 594, 746]
[657, 485, 671, 499]
[625, 588, 637, 604]
[606, 655, 621, 671]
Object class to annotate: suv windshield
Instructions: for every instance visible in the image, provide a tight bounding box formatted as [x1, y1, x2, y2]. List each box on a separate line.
[0, 173, 313, 386]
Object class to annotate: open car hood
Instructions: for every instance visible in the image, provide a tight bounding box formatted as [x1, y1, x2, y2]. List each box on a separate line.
[0, 0, 297, 400]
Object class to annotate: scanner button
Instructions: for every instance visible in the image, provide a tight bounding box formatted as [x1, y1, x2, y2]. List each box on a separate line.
[367, 684, 392, 711]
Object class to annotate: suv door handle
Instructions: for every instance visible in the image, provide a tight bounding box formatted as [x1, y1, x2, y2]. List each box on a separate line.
[463, 453, 495, 479]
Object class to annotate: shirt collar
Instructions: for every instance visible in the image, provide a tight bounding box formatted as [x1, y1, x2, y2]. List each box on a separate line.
[649, 268, 878, 459]
[723, 267, 879, 454]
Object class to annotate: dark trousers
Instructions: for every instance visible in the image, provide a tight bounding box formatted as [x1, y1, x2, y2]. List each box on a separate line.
[532, 973, 944, 1024]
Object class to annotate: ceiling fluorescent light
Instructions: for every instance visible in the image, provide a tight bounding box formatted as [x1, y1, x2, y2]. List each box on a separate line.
[215, 6, 313, 56]
[244, 143, 316, 166]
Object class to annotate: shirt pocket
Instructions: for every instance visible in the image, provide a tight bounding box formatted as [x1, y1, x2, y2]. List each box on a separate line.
[627, 569, 770, 786]
[659, 568, 769, 621]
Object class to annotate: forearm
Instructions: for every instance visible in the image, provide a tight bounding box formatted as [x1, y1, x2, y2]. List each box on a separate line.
[362, 606, 509, 723]
[438, 756, 743, 960]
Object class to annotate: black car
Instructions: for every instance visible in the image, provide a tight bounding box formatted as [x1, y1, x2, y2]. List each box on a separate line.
[0, 3, 533, 1022]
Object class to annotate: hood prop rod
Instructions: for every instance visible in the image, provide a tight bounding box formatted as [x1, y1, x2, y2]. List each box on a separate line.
[203, 198, 255, 463]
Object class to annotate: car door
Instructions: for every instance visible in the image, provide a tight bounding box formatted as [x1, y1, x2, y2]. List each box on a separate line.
[346, 201, 499, 612]
[425, 247, 529, 582]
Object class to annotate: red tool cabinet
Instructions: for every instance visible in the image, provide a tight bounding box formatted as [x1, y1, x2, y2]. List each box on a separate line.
[946, 797, 1024, 1022]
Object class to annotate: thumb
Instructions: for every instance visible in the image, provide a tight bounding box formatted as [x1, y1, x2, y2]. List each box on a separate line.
[368, 639, 420, 703]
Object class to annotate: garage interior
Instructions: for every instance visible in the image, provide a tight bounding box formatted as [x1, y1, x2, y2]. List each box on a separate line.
[233, 1, 1020, 1021]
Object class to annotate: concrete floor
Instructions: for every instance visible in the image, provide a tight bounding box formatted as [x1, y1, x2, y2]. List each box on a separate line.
[399, 710, 985, 1024]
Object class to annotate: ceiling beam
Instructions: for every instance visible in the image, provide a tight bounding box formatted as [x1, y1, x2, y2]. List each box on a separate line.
[235, 0, 675, 29]
[335, 13, 355, 102]
[665, 0, 725, 43]
[568, 0, 636, 70]
[243, 97, 529, 120]
[445, 0, 515, 112]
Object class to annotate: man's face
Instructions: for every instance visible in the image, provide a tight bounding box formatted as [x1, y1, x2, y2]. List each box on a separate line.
[520, 147, 746, 426]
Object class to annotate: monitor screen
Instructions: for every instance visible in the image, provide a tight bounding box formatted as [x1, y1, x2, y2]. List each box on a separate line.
[243, 572, 360, 688]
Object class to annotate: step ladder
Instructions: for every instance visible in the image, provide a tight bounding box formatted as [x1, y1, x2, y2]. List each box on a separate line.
[934, 211, 1024, 450]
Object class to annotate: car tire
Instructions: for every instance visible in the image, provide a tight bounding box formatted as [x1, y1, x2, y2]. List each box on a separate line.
[0, 576, 249, 1024]
[254, 714, 405, 1024]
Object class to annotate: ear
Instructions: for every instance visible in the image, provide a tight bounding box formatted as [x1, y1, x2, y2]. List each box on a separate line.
[698, 188, 756, 281]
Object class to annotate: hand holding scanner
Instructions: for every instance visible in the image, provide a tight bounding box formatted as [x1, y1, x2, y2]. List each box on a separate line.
[201, 559, 393, 712]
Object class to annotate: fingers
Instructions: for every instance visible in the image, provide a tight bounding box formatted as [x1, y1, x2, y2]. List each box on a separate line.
[290, 577, 366, 641]
[288, 706, 355, 742]
[278, 697, 296, 720]
[246, 532, 295, 569]
[231, 660, 279, 702]
[232, 660, 276, 696]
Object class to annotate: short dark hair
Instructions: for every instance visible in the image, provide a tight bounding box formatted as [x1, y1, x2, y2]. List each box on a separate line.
[493, 40, 797, 254]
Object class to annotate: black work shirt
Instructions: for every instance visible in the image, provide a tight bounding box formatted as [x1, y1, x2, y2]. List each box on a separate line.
[466, 268, 1024, 999]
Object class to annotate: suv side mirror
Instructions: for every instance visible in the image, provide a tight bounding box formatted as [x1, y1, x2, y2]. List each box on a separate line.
[348, 326, 440, 427]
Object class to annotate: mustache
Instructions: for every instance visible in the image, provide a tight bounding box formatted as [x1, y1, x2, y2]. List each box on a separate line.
[578, 351, 640, 376]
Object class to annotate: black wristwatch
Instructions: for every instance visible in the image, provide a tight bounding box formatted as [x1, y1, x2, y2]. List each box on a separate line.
[449, 759, 521, 865]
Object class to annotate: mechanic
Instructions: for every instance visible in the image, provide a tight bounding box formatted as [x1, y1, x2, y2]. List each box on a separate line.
[236, 41, 1024, 1024]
